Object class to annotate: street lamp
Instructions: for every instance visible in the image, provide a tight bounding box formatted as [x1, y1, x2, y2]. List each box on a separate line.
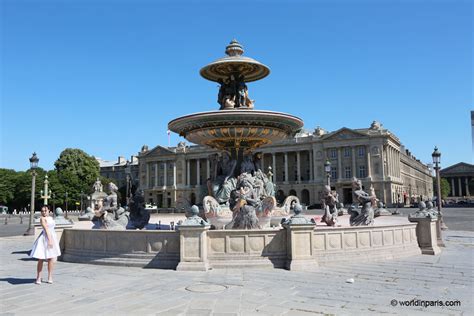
[40, 175, 52, 206]
[324, 159, 331, 187]
[432, 146, 447, 247]
[24, 152, 39, 236]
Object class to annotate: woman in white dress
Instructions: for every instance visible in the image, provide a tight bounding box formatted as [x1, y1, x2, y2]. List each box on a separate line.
[30, 206, 61, 284]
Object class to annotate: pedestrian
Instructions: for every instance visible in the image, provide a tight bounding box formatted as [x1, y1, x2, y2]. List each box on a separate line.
[30, 205, 61, 284]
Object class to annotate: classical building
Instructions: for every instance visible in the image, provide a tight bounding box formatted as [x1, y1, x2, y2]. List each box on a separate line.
[137, 121, 433, 208]
[440, 162, 474, 201]
[97, 156, 139, 189]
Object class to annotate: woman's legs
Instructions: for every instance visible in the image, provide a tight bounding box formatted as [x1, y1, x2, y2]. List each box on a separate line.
[47, 258, 55, 282]
[36, 259, 43, 282]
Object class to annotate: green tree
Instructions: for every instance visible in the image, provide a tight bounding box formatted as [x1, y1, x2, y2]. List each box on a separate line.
[434, 178, 451, 199]
[54, 148, 100, 208]
[11, 168, 47, 211]
[0, 169, 17, 206]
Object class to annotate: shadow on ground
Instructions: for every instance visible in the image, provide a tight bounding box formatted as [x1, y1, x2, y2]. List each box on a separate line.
[0, 278, 36, 285]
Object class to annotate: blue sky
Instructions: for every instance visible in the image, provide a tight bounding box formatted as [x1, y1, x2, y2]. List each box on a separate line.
[1, 0, 472, 171]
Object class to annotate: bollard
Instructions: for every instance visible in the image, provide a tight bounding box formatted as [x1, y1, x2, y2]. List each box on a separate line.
[4, 217, 7, 225]
[20, 214, 23, 224]
[170, 221, 175, 230]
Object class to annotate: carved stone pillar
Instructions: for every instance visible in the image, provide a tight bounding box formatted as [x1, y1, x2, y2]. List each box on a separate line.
[206, 159, 210, 179]
[309, 150, 313, 181]
[284, 223, 317, 270]
[408, 217, 441, 255]
[176, 226, 210, 271]
[451, 178, 455, 196]
[466, 178, 470, 196]
[284, 153, 289, 183]
[458, 178, 462, 197]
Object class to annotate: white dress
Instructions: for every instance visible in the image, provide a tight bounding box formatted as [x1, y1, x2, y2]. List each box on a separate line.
[30, 216, 61, 259]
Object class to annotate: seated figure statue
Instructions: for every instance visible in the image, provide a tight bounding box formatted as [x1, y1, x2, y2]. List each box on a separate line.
[128, 189, 150, 229]
[209, 152, 237, 204]
[321, 185, 338, 226]
[230, 176, 260, 229]
[349, 178, 375, 226]
[96, 182, 129, 230]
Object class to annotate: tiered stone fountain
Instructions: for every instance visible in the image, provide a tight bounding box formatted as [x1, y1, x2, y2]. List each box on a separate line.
[168, 40, 304, 229]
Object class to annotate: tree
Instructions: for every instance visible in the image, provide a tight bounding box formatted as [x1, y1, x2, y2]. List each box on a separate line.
[0, 169, 17, 206]
[435, 178, 451, 199]
[54, 148, 100, 208]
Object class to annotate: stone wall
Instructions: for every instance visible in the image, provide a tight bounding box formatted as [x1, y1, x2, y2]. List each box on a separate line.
[313, 225, 420, 264]
[61, 229, 180, 269]
[61, 223, 420, 270]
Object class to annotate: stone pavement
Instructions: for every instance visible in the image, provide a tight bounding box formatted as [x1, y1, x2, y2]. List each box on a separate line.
[0, 231, 472, 316]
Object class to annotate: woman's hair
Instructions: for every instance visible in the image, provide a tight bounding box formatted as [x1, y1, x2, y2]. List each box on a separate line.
[41, 205, 50, 212]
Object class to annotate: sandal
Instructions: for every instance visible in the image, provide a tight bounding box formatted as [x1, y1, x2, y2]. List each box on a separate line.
[47, 280, 53, 284]
[35, 280, 41, 285]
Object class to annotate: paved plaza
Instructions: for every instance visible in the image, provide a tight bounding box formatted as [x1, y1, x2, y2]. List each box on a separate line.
[0, 210, 473, 315]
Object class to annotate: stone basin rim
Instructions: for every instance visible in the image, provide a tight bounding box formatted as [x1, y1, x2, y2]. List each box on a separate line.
[168, 110, 304, 129]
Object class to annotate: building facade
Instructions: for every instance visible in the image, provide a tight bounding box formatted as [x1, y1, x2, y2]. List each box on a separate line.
[137, 121, 433, 208]
[440, 162, 474, 201]
[97, 156, 139, 190]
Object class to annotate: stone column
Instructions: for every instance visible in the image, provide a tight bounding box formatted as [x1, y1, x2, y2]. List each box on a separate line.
[309, 150, 314, 181]
[351, 147, 356, 178]
[451, 178, 455, 196]
[176, 225, 210, 271]
[146, 163, 150, 188]
[408, 217, 441, 255]
[284, 223, 317, 270]
[196, 159, 201, 186]
[458, 178, 462, 197]
[163, 161, 167, 187]
[186, 160, 190, 186]
[154, 163, 158, 188]
[206, 159, 210, 180]
[296, 151, 301, 183]
[173, 162, 177, 187]
[366, 146, 371, 178]
[466, 178, 470, 196]
[284, 153, 289, 183]
[337, 148, 342, 181]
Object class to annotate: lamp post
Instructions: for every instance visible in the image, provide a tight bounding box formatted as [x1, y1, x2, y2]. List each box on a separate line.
[324, 159, 331, 187]
[24, 152, 39, 236]
[40, 175, 52, 206]
[432, 146, 447, 247]
[125, 161, 132, 204]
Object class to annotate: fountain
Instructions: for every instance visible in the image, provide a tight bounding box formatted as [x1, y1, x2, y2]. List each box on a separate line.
[61, 41, 423, 270]
[168, 39, 304, 229]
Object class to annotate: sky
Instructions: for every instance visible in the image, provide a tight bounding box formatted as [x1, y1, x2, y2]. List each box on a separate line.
[1, 0, 472, 172]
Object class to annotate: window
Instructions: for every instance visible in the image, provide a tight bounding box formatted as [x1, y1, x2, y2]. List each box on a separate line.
[358, 146, 365, 157]
[330, 149, 337, 158]
[359, 165, 366, 178]
[331, 167, 337, 179]
[160, 163, 164, 170]
[344, 166, 352, 178]
[344, 147, 351, 157]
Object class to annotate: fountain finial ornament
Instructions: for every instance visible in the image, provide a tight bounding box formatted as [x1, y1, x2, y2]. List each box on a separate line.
[225, 39, 244, 56]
